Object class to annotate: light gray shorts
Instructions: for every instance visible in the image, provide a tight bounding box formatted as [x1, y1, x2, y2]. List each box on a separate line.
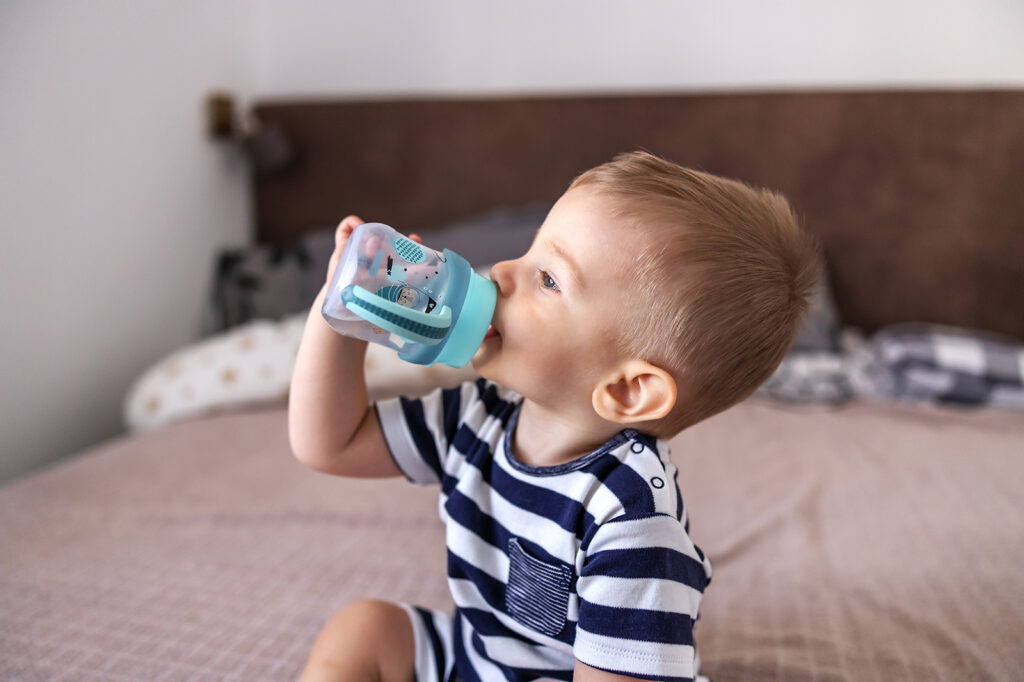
[399, 604, 457, 682]
[399, 604, 711, 682]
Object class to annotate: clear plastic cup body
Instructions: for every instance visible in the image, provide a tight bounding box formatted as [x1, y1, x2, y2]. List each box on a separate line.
[321, 222, 492, 367]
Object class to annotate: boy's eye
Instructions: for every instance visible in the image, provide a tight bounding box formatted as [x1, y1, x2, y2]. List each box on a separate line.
[538, 269, 560, 292]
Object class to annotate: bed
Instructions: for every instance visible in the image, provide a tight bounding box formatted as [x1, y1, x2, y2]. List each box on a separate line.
[3, 90, 1024, 681]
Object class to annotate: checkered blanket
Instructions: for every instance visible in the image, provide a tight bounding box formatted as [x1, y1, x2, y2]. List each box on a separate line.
[756, 323, 1024, 409]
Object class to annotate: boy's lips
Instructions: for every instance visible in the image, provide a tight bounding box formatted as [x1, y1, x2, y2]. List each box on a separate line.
[484, 324, 501, 341]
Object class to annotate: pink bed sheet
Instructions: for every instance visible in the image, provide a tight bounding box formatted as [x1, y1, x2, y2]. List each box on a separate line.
[2, 396, 1022, 680]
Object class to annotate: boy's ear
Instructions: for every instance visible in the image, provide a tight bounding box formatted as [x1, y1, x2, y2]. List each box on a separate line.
[592, 360, 677, 425]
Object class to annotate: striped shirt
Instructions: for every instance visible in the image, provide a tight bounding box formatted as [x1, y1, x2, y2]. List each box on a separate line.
[375, 378, 712, 682]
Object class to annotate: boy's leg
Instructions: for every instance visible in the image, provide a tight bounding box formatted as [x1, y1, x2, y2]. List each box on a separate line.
[300, 599, 415, 682]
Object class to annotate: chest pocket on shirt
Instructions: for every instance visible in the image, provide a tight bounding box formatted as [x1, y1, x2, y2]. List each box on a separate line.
[505, 537, 572, 637]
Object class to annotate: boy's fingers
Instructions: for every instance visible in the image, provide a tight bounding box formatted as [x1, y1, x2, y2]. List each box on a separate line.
[408, 233, 423, 244]
[326, 215, 365, 283]
[335, 215, 365, 249]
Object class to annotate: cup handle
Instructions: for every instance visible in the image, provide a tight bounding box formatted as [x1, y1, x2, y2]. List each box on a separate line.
[341, 285, 451, 346]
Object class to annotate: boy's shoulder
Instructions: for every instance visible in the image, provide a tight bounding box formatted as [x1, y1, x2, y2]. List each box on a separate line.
[580, 429, 683, 520]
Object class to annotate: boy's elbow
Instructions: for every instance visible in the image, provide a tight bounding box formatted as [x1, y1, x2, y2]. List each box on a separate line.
[287, 404, 323, 469]
[288, 431, 315, 469]
[289, 437, 340, 475]
[288, 422, 333, 473]
[294, 453, 334, 475]
[288, 423, 356, 476]
[287, 404, 377, 476]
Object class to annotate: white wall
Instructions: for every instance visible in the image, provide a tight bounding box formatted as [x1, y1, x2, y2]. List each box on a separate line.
[0, 1, 253, 482]
[249, 0, 1024, 97]
[3, 0, 1022, 483]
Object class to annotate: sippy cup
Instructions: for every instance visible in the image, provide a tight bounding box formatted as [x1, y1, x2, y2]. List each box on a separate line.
[321, 223, 496, 368]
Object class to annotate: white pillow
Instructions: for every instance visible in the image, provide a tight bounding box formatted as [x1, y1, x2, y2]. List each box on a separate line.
[124, 311, 479, 432]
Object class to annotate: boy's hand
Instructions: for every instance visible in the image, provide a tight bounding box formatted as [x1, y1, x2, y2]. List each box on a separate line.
[324, 215, 365, 287]
[324, 215, 423, 287]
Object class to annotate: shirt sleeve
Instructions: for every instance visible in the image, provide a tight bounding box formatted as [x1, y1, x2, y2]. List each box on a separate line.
[373, 380, 476, 485]
[574, 512, 713, 682]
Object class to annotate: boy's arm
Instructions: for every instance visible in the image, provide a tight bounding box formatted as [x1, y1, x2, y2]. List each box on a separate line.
[287, 216, 400, 478]
[573, 660, 647, 682]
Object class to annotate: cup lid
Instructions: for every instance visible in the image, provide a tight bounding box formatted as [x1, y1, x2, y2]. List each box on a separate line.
[433, 271, 496, 367]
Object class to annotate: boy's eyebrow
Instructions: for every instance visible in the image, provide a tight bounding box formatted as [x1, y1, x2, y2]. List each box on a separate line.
[545, 239, 584, 288]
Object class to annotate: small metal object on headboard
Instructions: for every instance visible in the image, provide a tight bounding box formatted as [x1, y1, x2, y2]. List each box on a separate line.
[251, 91, 1024, 340]
[206, 91, 296, 175]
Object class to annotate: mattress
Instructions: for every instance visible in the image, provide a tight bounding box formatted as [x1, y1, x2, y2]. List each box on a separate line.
[2, 395, 1023, 680]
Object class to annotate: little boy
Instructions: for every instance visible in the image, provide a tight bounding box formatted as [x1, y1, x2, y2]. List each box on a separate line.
[289, 151, 821, 682]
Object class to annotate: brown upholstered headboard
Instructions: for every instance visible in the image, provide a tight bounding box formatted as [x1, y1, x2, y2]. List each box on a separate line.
[251, 91, 1024, 340]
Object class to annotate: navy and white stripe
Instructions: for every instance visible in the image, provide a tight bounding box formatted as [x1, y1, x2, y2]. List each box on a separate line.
[376, 378, 712, 682]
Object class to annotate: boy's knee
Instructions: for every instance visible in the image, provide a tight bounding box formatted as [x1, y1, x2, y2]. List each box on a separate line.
[304, 600, 414, 682]
[338, 599, 405, 633]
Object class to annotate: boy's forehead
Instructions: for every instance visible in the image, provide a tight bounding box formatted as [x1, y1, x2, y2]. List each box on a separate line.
[535, 191, 648, 290]
[539, 187, 625, 243]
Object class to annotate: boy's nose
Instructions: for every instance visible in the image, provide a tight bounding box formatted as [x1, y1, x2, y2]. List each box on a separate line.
[489, 260, 515, 296]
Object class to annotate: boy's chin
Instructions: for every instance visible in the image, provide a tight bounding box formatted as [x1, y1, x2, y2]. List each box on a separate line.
[471, 350, 511, 388]
[470, 353, 496, 379]
[470, 341, 498, 372]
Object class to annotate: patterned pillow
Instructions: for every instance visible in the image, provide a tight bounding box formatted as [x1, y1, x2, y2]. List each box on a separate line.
[754, 350, 854, 405]
[124, 315, 307, 431]
[867, 322, 1024, 408]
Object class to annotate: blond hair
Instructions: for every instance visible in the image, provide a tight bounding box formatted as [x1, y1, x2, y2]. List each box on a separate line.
[570, 151, 822, 437]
